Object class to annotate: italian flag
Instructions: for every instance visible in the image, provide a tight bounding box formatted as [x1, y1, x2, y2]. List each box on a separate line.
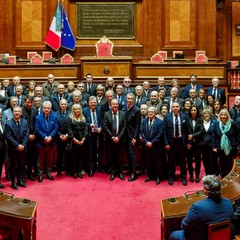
[45, 2, 62, 51]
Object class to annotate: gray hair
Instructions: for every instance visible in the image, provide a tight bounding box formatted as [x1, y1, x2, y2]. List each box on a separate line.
[202, 175, 221, 201]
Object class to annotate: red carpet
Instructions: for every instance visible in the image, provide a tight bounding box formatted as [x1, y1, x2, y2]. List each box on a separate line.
[1, 170, 204, 240]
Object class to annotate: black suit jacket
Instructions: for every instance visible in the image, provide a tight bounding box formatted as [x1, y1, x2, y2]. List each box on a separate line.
[163, 112, 188, 147]
[125, 105, 141, 139]
[55, 110, 71, 136]
[50, 92, 70, 112]
[21, 105, 38, 134]
[84, 83, 97, 96]
[103, 110, 126, 142]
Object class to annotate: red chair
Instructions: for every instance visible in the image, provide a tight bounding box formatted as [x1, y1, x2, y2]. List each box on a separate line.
[208, 220, 231, 240]
[95, 36, 114, 57]
[150, 52, 164, 63]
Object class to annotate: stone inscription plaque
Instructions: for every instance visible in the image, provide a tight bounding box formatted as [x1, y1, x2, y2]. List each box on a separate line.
[77, 3, 135, 39]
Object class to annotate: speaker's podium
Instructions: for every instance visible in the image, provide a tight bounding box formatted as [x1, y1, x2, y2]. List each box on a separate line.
[0, 192, 37, 240]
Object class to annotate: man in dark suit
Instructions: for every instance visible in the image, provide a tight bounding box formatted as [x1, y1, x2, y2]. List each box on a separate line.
[50, 84, 70, 112]
[7, 76, 27, 97]
[170, 175, 234, 240]
[35, 101, 58, 182]
[22, 95, 38, 181]
[152, 76, 169, 92]
[5, 106, 29, 190]
[163, 102, 188, 186]
[114, 85, 126, 110]
[206, 77, 226, 105]
[142, 81, 152, 100]
[96, 84, 107, 106]
[34, 85, 49, 103]
[164, 87, 184, 112]
[15, 84, 26, 107]
[103, 99, 126, 181]
[55, 99, 71, 177]
[82, 96, 102, 177]
[76, 82, 90, 106]
[229, 95, 240, 121]
[1, 79, 10, 98]
[134, 85, 148, 108]
[124, 93, 141, 181]
[141, 106, 164, 185]
[183, 74, 203, 99]
[84, 73, 97, 96]
[188, 88, 203, 111]
[123, 77, 135, 95]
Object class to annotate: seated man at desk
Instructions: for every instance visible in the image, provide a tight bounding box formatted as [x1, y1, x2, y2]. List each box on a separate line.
[170, 175, 233, 240]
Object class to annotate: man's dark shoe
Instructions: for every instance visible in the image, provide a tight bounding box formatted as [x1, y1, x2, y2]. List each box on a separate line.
[57, 171, 62, 177]
[88, 171, 94, 177]
[11, 182, 18, 190]
[28, 174, 36, 181]
[119, 173, 125, 180]
[46, 174, 54, 181]
[17, 180, 26, 188]
[156, 177, 161, 185]
[182, 178, 187, 186]
[109, 174, 115, 181]
[144, 176, 151, 182]
[38, 176, 43, 183]
[168, 178, 174, 185]
[128, 173, 137, 182]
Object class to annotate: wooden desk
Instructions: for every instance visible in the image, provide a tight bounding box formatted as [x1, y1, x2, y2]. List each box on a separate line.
[80, 56, 132, 79]
[160, 159, 240, 240]
[0, 62, 80, 83]
[133, 62, 227, 85]
[0, 192, 37, 240]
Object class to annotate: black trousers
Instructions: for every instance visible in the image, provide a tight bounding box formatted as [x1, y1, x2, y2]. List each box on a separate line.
[168, 138, 187, 179]
[9, 148, 26, 182]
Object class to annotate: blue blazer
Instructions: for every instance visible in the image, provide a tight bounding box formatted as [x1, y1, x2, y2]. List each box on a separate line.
[114, 94, 126, 110]
[35, 112, 58, 147]
[181, 197, 233, 240]
[163, 112, 188, 147]
[206, 87, 226, 105]
[5, 118, 29, 150]
[82, 106, 102, 135]
[183, 84, 203, 99]
[141, 117, 163, 145]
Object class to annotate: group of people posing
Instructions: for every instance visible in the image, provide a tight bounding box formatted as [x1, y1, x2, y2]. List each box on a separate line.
[0, 73, 239, 190]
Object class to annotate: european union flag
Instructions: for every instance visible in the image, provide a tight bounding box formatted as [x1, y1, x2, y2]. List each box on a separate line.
[61, 7, 76, 51]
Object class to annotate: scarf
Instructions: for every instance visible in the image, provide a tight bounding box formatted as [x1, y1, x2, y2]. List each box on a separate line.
[219, 121, 231, 156]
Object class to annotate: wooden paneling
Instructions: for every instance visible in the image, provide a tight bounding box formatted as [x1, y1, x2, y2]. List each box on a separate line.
[21, 1, 42, 42]
[232, 2, 240, 57]
[164, 0, 197, 48]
